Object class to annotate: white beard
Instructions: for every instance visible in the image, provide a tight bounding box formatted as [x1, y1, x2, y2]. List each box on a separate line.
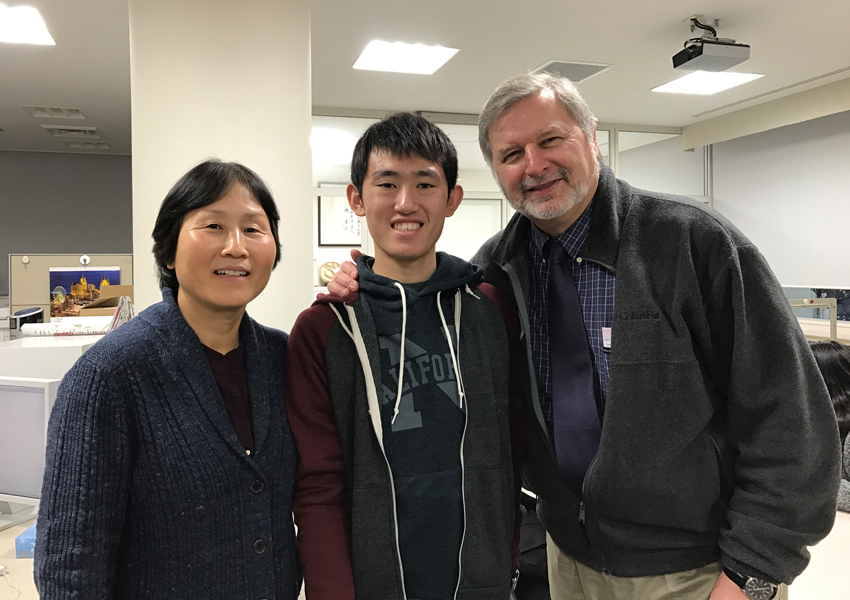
[502, 158, 599, 222]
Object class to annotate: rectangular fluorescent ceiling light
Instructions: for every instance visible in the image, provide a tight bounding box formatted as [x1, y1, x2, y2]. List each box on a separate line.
[0, 4, 55, 45]
[353, 40, 458, 75]
[652, 71, 763, 95]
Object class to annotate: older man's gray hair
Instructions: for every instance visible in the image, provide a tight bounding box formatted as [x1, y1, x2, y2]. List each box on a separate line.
[478, 73, 598, 170]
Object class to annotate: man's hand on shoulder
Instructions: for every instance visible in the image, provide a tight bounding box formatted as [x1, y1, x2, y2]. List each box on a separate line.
[710, 572, 749, 600]
[320, 249, 362, 303]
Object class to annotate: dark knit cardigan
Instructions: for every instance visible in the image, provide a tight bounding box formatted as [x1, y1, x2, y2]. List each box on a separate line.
[35, 289, 300, 599]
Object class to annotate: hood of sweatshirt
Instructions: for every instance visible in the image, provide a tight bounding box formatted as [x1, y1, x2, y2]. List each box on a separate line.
[320, 251, 484, 440]
[357, 251, 483, 302]
[352, 251, 483, 426]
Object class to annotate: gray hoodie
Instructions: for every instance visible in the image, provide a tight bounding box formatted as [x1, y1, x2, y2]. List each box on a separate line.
[286, 252, 524, 600]
[358, 253, 484, 599]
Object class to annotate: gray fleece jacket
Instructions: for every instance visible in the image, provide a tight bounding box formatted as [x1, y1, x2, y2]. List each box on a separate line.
[473, 162, 841, 584]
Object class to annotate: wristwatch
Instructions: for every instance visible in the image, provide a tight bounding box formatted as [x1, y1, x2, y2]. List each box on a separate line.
[723, 567, 778, 599]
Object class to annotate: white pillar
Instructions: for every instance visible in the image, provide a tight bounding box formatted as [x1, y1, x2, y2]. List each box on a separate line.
[129, 0, 313, 331]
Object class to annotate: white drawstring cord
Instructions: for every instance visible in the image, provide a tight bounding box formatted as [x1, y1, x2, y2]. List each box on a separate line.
[391, 282, 408, 425]
[438, 290, 466, 410]
[333, 282, 472, 423]
[453, 289, 467, 408]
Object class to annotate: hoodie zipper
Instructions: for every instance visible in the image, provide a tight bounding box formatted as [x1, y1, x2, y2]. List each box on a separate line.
[337, 304, 409, 599]
[452, 395, 469, 600]
[443, 289, 467, 600]
[376, 426, 408, 598]
[342, 285, 472, 599]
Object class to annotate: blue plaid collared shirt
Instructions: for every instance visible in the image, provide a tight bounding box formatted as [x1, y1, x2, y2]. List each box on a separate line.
[528, 200, 616, 435]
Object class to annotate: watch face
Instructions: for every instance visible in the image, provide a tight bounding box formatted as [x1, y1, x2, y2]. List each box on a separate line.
[744, 578, 776, 600]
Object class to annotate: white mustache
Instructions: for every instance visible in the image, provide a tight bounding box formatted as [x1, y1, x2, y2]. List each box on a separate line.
[520, 168, 570, 194]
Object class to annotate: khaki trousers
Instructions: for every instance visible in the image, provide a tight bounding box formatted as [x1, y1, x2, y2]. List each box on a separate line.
[546, 534, 789, 600]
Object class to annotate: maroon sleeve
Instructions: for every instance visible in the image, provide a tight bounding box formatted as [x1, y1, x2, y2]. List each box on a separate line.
[315, 290, 360, 305]
[477, 282, 527, 573]
[284, 305, 355, 599]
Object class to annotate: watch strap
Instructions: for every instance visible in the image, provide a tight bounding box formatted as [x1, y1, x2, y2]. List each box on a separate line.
[723, 567, 748, 588]
[723, 567, 778, 599]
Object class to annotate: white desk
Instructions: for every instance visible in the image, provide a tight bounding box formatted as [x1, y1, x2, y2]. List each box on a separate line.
[0, 335, 100, 380]
[0, 517, 37, 600]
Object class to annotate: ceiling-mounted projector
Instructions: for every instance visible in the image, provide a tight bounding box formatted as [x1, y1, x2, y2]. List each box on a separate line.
[673, 16, 750, 72]
[673, 39, 750, 71]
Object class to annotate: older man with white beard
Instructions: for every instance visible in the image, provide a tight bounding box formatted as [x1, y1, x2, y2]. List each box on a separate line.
[327, 73, 840, 600]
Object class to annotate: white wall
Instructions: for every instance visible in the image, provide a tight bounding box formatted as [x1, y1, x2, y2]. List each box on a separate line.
[437, 197, 503, 261]
[130, 0, 313, 332]
[617, 135, 705, 197]
[456, 168, 501, 193]
[713, 110, 850, 288]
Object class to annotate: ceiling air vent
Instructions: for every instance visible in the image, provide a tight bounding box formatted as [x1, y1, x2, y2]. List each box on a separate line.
[532, 60, 611, 83]
[23, 106, 86, 119]
[42, 125, 100, 138]
[64, 141, 110, 150]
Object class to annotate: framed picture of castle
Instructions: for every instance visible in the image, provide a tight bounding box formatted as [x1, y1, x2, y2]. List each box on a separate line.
[49, 267, 121, 317]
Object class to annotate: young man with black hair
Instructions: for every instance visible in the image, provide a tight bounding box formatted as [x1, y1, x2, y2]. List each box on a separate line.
[285, 112, 524, 600]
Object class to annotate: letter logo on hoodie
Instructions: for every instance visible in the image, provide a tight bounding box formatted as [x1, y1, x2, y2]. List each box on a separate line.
[379, 328, 460, 432]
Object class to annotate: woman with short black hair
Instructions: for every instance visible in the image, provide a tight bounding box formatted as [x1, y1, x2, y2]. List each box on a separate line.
[810, 340, 850, 513]
[35, 159, 300, 598]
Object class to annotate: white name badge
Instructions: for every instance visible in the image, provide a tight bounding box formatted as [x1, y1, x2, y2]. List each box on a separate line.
[602, 327, 612, 350]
